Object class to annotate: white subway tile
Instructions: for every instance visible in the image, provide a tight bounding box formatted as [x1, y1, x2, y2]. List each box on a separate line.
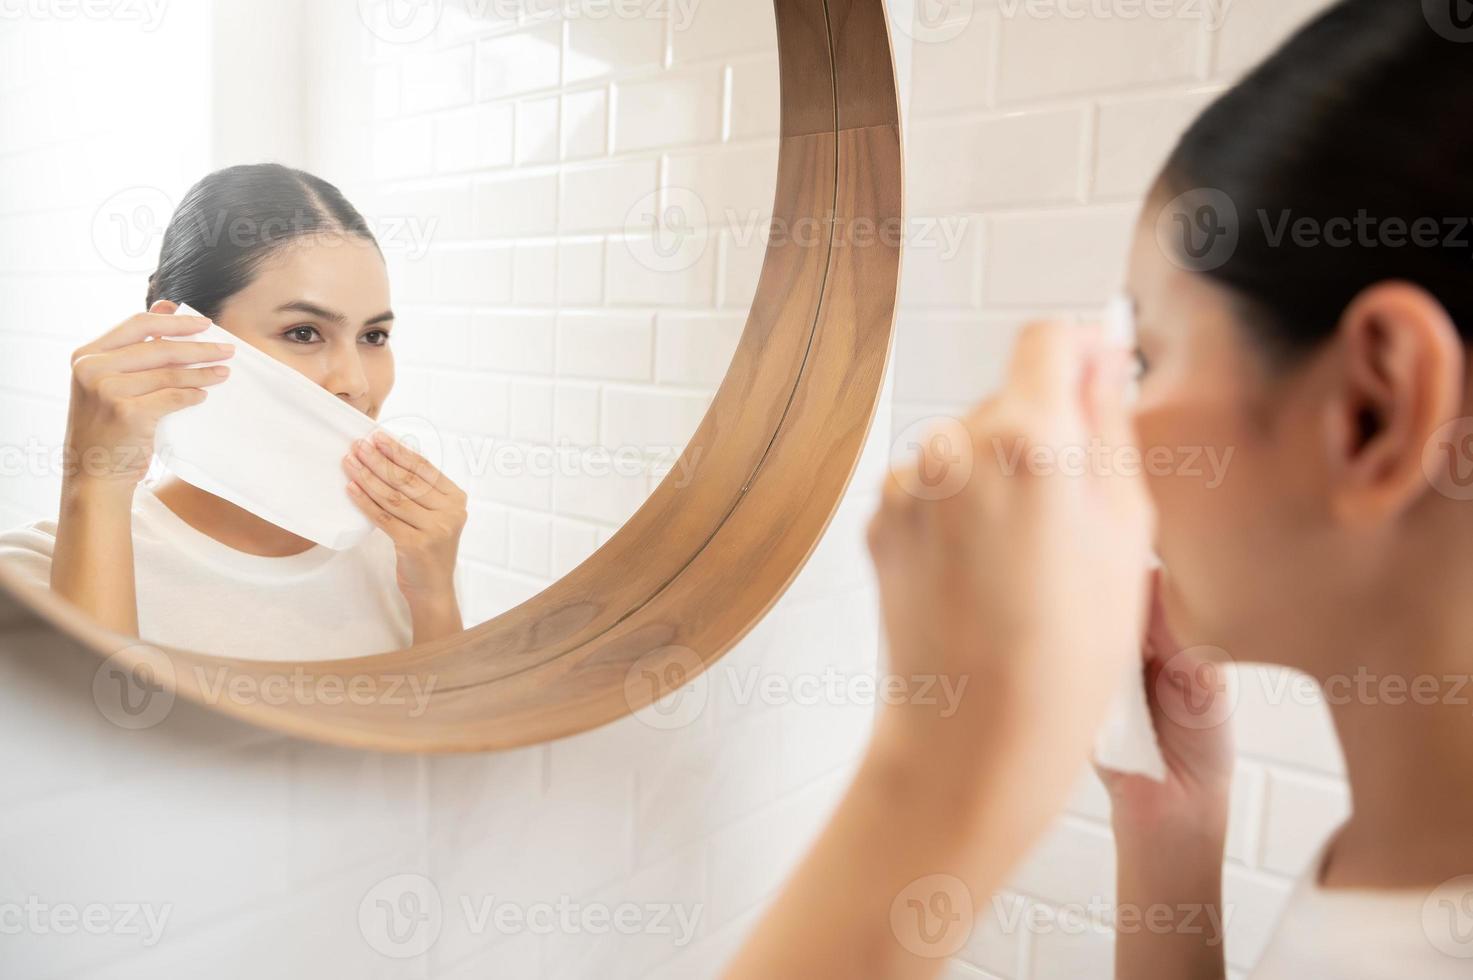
[612, 67, 724, 152]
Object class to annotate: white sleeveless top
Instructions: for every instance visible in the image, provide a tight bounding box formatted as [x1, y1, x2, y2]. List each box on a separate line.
[1251, 835, 1473, 976]
[0, 482, 413, 661]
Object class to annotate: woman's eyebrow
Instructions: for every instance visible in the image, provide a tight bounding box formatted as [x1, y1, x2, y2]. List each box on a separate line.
[275, 301, 394, 328]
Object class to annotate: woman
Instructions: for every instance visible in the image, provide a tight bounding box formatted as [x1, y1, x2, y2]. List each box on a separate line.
[0, 164, 468, 660]
[730, 1, 1472, 977]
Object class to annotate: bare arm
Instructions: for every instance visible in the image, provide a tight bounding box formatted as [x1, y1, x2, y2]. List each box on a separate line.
[726, 321, 1155, 980]
[47, 302, 233, 634]
[50, 478, 141, 636]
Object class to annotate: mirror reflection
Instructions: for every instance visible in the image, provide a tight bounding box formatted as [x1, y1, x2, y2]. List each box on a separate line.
[0, 0, 780, 660]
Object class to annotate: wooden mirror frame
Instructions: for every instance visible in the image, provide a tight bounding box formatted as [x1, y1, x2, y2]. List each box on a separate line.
[0, 0, 903, 753]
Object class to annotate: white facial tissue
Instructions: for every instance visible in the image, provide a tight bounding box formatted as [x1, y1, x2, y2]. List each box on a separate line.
[150, 303, 381, 551]
[1091, 293, 1169, 781]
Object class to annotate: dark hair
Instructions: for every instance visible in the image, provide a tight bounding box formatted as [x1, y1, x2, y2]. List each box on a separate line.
[146, 163, 378, 319]
[1156, 0, 1473, 363]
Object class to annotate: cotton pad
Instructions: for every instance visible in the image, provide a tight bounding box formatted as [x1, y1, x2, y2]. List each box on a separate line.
[150, 304, 380, 551]
[1091, 292, 1169, 782]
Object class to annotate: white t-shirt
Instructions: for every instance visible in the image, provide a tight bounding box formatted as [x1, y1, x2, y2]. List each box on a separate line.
[1250, 835, 1473, 977]
[0, 482, 413, 661]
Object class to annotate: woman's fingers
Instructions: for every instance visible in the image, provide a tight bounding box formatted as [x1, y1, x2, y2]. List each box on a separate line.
[1000, 319, 1099, 431]
[73, 339, 235, 387]
[343, 447, 434, 529]
[96, 365, 231, 400]
[76, 310, 211, 359]
[368, 430, 457, 495]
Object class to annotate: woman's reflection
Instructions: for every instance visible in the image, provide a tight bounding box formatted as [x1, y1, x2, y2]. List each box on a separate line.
[0, 164, 467, 660]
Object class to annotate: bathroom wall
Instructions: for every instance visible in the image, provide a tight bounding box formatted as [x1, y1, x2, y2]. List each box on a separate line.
[300, 0, 786, 626]
[889, 1, 1351, 977]
[0, 2, 908, 978]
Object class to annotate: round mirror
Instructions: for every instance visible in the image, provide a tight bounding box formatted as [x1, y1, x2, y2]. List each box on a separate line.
[0, 0, 902, 751]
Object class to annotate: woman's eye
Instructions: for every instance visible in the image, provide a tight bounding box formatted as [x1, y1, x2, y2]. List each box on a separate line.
[363, 330, 390, 346]
[286, 325, 320, 344]
[1131, 347, 1150, 379]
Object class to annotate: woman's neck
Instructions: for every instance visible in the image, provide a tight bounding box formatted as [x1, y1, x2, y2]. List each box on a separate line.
[1318, 643, 1473, 889]
[149, 475, 318, 558]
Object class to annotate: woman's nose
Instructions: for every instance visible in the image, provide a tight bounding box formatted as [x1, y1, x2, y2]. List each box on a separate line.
[322, 345, 370, 403]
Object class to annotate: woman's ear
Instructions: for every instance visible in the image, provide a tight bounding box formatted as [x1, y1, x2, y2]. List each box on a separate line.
[1324, 281, 1464, 525]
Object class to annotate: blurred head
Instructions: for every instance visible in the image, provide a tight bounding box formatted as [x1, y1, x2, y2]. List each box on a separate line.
[147, 163, 394, 418]
[1126, 0, 1473, 676]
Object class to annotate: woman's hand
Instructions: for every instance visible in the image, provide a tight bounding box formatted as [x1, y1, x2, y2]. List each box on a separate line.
[64, 299, 234, 494]
[1098, 570, 1234, 980]
[342, 429, 468, 641]
[726, 320, 1155, 980]
[1097, 570, 1236, 836]
[51, 300, 235, 634]
[866, 319, 1156, 816]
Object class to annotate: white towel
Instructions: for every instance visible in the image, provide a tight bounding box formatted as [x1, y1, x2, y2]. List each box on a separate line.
[150, 304, 380, 551]
[1090, 293, 1168, 781]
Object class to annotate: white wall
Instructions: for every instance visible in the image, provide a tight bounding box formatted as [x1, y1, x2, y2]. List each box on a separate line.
[891, 1, 1350, 978]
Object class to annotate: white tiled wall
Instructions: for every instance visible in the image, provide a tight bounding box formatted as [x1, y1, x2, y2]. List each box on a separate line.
[892, 1, 1348, 977]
